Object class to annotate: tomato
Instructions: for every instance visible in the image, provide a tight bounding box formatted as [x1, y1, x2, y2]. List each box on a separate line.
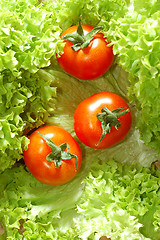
[57, 23, 114, 80]
[23, 125, 82, 185]
[74, 92, 132, 149]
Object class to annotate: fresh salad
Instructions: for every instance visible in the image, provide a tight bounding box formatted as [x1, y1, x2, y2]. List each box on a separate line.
[0, 0, 160, 239]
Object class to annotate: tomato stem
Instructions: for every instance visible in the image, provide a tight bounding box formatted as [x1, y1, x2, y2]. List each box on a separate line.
[97, 106, 130, 145]
[62, 19, 103, 51]
[37, 132, 78, 170]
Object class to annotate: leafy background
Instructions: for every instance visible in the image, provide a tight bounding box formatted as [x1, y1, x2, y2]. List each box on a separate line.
[0, 0, 160, 239]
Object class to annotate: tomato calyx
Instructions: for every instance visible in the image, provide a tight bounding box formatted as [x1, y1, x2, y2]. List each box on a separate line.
[97, 106, 129, 144]
[62, 19, 103, 51]
[38, 132, 78, 170]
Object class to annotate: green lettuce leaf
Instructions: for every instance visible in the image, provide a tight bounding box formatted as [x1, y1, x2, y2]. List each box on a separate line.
[107, 0, 160, 151]
[0, 162, 85, 240]
[0, 159, 160, 239]
[0, 0, 65, 172]
[0, 69, 56, 172]
[42, 0, 127, 32]
[0, 0, 63, 75]
[74, 160, 160, 240]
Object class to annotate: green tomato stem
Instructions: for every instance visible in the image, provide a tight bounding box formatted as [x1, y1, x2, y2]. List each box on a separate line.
[62, 19, 103, 51]
[97, 106, 129, 145]
[37, 132, 78, 170]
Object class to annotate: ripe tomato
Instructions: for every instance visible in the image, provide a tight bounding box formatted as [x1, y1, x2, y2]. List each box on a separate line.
[57, 23, 114, 80]
[23, 125, 82, 185]
[74, 92, 132, 149]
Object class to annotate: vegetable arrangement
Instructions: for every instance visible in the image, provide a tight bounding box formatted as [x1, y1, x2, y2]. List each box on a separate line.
[0, 0, 160, 239]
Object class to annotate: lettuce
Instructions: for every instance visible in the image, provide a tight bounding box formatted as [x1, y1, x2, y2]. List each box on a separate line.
[107, 0, 160, 151]
[0, 159, 160, 240]
[0, 0, 63, 75]
[0, 69, 56, 172]
[74, 160, 160, 240]
[0, 0, 160, 239]
[42, 0, 127, 31]
[0, 161, 86, 240]
[0, 0, 62, 172]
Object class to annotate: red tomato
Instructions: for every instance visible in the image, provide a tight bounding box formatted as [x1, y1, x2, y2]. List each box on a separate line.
[74, 92, 132, 149]
[23, 125, 82, 185]
[57, 24, 114, 80]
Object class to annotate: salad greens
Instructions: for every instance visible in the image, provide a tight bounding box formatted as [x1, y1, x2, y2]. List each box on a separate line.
[1, 158, 160, 240]
[0, 0, 160, 239]
[75, 160, 160, 240]
[0, 0, 63, 75]
[0, 70, 56, 173]
[107, 0, 160, 151]
[0, 0, 62, 172]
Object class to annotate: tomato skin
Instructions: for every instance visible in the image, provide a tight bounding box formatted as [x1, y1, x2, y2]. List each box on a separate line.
[74, 92, 132, 149]
[57, 25, 114, 80]
[23, 126, 82, 185]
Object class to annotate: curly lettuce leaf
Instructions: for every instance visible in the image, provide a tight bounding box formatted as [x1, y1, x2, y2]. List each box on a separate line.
[107, 0, 160, 151]
[0, 0, 63, 75]
[0, 0, 65, 172]
[0, 69, 56, 172]
[0, 159, 160, 240]
[0, 162, 85, 240]
[74, 160, 160, 240]
[42, 0, 127, 32]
